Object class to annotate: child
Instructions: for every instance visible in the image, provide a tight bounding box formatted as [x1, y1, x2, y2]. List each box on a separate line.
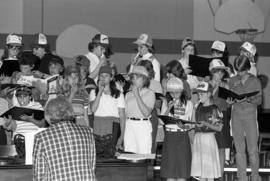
[15, 51, 38, 86]
[191, 82, 223, 181]
[160, 77, 193, 181]
[3, 86, 44, 139]
[75, 55, 96, 127]
[60, 65, 89, 127]
[228, 55, 262, 181]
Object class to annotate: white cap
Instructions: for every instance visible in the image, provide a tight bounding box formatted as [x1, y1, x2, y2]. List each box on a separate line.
[6, 34, 22, 45]
[166, 77, 184, 92]
[195, 81, 213, 93]
[241, 42, 256, 56]
[133, 33, 153, 47]
[37, 33, 48, 45]
[209, 59, 227, 71]
[211, 40, 226, 52]
[181, 37, 195, 50]
[92, 34, 109, 45]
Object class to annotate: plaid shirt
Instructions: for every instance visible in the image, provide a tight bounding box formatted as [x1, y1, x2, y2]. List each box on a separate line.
[33, 121, 96, 181]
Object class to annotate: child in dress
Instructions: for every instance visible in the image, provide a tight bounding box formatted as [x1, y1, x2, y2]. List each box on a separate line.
[191, 82, 223, 181]
[160, 77, 193, 181]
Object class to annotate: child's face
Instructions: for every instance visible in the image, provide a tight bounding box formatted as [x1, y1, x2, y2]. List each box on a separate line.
[130, 73, 144, 88]
[49, 63, 62, 75]
[8, 45, 21, 58]
[20, 65, 33, 75]
[33, 47, 46, 58]
[169, 91, 182, 100]
[212, 69, 225, 81]
[79, 66, 88, 79]
[183, 45, 195, 57]
[137, 44, 148, 56]
[17, 94, 31, 106]
[99, 73, 112, 86]
[198, 92, 210, 103]
[94, 45, 106, 58]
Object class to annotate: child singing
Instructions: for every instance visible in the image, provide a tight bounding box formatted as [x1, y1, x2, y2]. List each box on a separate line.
[191, 82, 223, 181]
[160, 77, 193, 181]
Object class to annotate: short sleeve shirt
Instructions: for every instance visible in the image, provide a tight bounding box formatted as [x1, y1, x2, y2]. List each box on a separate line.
[125, 88, 155, 118]
[90, 91, 125, 117]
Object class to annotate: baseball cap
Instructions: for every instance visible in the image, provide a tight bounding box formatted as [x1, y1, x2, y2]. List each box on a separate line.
[99, 65, 113, 75]
[211, 40, 226, 52]
[240, 42, 256, 56]
[181, 37, 195, 50]
[6, 34, 22, 45]
[129, 66, 149, 77]
[33, 33, 48, 46]
[209, 59, 227, 71]
[92, 34, 109, 45]
[133, 33, 153, 47]
[195, 81, 213, 93]
[166, 77, 184, 92]
[15, 85, 33, 96]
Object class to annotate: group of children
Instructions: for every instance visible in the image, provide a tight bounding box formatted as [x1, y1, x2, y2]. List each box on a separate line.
[0, 32, 263, 181]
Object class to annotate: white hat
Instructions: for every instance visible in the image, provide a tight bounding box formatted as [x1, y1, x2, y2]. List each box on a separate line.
[6, 34, 22, 45]
[195, 81, 213, 93]
[241, 42, 256, 56]
[211, 40, 226, 52]
[166, 77, 184, 92]
[92, 34, 109, 45]
[181, 37, 195, 50]
[36, 33, 48, 45]
[209, 59, 227, 71]
[133, 33, 153, 47]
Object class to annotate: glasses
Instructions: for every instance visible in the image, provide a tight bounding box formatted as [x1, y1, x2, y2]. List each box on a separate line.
[7, 45, 21, 49]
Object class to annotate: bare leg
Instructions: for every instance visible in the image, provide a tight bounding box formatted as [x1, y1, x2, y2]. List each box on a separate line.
[219, 148, 225, 180]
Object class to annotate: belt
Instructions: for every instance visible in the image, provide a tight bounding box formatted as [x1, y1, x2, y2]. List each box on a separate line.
[165, 127, 185, 132]
[128, 117, 149, 121]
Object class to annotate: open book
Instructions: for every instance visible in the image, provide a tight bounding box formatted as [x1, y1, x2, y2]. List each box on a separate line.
[218, 86, 259, 100]
[1, 106, 44, 121]
[189, 55, 227, 77]
[158, 115, 196, 125]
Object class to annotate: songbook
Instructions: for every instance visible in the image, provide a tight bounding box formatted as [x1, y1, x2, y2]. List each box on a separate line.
[0, 60, 20, 77]
[0, 84, 21, 90]
[189, 55, 227, 77]
[218, 86, 259, 100]
[46, 75, 59, 95]
[0, 106, 44, 121]
[158, 115, 196, 125]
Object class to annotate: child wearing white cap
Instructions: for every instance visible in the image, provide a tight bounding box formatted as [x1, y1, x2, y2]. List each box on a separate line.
[85, 33, 111, 81]
[240, 41, 257, 76]
[160, 77, 193, 180]
[129, 33, 161, 82]
[178, 37, 200, 90]
[191, 81, 223, 180]
[0, 34, 23, 77]
[209, 59, 231, 179]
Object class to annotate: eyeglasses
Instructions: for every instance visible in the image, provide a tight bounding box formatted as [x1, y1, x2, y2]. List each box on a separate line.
[7, 45, 21, 49]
